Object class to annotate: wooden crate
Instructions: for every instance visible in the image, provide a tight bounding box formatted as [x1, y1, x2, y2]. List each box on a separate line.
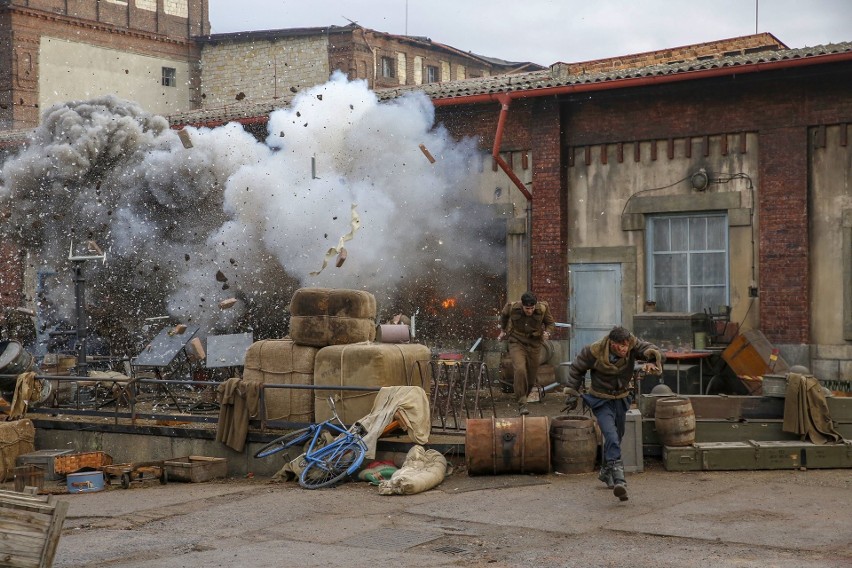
[53, 451, 112, 475]
[163, 456, 227, 483]
[0, 488, 68, 568]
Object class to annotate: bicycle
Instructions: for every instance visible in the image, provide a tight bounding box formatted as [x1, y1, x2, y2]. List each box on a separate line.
[254, 397, 368, 489]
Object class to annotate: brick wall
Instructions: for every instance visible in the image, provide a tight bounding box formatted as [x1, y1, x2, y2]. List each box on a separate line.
[553, 33, 784, 76]
[436, 64, 852, 345]
[6, 0, 209, 37]
[758, 127, 810, 342]
[0, 0, 205, 128]
[529, 98, 567, 329]
[0, 241, 23, 309]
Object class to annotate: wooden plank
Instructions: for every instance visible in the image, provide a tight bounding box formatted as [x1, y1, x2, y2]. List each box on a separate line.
[41, 500, 67, 568]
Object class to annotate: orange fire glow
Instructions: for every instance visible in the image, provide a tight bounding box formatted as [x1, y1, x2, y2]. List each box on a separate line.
[441, 298, 457, 309]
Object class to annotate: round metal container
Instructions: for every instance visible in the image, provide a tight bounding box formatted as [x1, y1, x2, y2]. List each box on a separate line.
[465, 416, 550, 475]
[0, 340, 34, 391]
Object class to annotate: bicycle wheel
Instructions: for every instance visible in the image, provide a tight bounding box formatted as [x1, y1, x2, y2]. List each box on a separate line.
[254, 427, 313, 459]
[299, 439, 366, 489]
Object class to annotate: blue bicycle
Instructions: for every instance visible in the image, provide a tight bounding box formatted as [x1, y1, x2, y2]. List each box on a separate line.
[254, 397, 368, 489]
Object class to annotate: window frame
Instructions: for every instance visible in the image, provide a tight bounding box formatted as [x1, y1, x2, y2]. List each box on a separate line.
[161, 66, 176, 87]
[380, 56, 396, 79]
[425, 65, 439, 83]
[645, 212, 729, 313]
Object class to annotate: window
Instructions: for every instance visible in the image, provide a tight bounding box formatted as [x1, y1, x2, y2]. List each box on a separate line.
[162, 67, 176, 87]
[425, 65, 439, 83]
[646, 213, 728, 312]
[380, 57, 395, 79]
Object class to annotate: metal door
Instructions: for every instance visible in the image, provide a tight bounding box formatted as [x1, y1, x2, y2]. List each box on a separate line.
[569, 263, 622, 361]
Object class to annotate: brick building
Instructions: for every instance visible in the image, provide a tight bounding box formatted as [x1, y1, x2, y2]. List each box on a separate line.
[195, 24, 543, 109]
[173, 33, 852, 381]
[0, 0, 209, 130]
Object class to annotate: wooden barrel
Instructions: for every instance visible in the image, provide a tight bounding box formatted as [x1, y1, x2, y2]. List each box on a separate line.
[654, 397, 696, 446]
[550, 415, 597, 474]
[465, 416, 550, 475]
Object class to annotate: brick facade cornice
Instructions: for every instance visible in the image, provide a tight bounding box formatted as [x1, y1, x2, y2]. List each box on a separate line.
[8, 6, 194, 48]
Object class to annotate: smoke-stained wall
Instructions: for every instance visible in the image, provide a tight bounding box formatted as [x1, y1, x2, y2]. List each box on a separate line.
[39, 37, 192, 116]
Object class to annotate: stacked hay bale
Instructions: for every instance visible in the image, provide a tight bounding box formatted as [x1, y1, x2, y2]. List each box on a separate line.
[293, 288, 432, 424]
[242, 338, 317, 423]
[244, 287, 432, 424]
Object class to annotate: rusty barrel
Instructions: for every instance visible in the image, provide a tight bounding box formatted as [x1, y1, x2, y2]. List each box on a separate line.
[654, 397, 696, 446]
[465, 416, 550, 475]
[550, 415, 597, 474]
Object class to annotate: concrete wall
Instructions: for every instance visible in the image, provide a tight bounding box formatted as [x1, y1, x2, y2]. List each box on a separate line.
[39, 36, 192, 115]
[810, 124, 852, 380]
[34, 421, 286, 477]
[200, 35, 331, 107]
[567, 133, 760, 332]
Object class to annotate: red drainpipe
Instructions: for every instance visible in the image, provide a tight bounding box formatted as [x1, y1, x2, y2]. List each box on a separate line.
[491, 94, 533, 201]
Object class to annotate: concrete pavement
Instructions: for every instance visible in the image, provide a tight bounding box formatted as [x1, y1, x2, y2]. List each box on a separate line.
[17, 459, 850, 568]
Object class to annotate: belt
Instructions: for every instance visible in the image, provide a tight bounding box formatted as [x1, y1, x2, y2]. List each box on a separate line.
[589, 387, 630, 399]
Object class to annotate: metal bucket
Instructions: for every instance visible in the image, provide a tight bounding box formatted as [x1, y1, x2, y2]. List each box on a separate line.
[465, 416, 550, 475]
[375, 324, 411, 343]
[66, 470, 105, 493]
[550, 415, 597, 474]
[0, 340, 34, 391]
[654, 397, 696, 447]
[762, 374, 787, 397]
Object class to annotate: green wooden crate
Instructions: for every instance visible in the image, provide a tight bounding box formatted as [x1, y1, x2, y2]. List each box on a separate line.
[802, 440, 852, 469]
[750, 441, 803, 469]
[663, 442, 758, 471]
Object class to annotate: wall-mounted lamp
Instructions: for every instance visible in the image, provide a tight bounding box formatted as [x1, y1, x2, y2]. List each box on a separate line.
[691, 169, 709, 191]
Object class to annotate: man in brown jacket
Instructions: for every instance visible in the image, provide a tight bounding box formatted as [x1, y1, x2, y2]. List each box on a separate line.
[565, 326, 662, 501]
[498, 291, 555, 416]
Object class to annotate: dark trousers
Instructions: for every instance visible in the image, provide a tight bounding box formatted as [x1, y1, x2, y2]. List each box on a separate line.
[508, 340, 540, 404]
[582, 394, 632, 463]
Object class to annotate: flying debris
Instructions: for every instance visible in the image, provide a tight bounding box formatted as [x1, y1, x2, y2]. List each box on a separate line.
[419, 143, 436, 164]
[177, 129, 193, 149]
[310, 204, 361, 276]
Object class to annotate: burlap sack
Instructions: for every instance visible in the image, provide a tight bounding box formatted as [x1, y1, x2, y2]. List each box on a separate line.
[0, 418, 35, 481]
[242, 339, 316, 422]
[313, 342, 432, 424]
[289, 288, 377, 347]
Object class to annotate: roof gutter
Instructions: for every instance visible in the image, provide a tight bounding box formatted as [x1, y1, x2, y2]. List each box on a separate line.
[434, 50, 852, 202]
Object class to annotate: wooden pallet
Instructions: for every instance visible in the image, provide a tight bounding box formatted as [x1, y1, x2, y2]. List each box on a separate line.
[0, 488, 68, 568]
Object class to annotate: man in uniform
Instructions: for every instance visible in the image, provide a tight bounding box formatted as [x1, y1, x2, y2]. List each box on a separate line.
[565, 325, 662, 501]
[498, 291, 555, 416]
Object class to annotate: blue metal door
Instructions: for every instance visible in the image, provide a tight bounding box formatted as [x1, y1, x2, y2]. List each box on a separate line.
[569, 263, 622, 361]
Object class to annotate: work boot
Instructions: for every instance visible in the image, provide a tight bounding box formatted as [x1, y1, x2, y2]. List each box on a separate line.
[518, 403, 530, 416]
[598, 464, 614, 489]
[611, 460, 628, 501]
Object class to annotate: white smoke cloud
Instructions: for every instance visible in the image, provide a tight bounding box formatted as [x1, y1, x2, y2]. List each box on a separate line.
[0, 73, 503, 352]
